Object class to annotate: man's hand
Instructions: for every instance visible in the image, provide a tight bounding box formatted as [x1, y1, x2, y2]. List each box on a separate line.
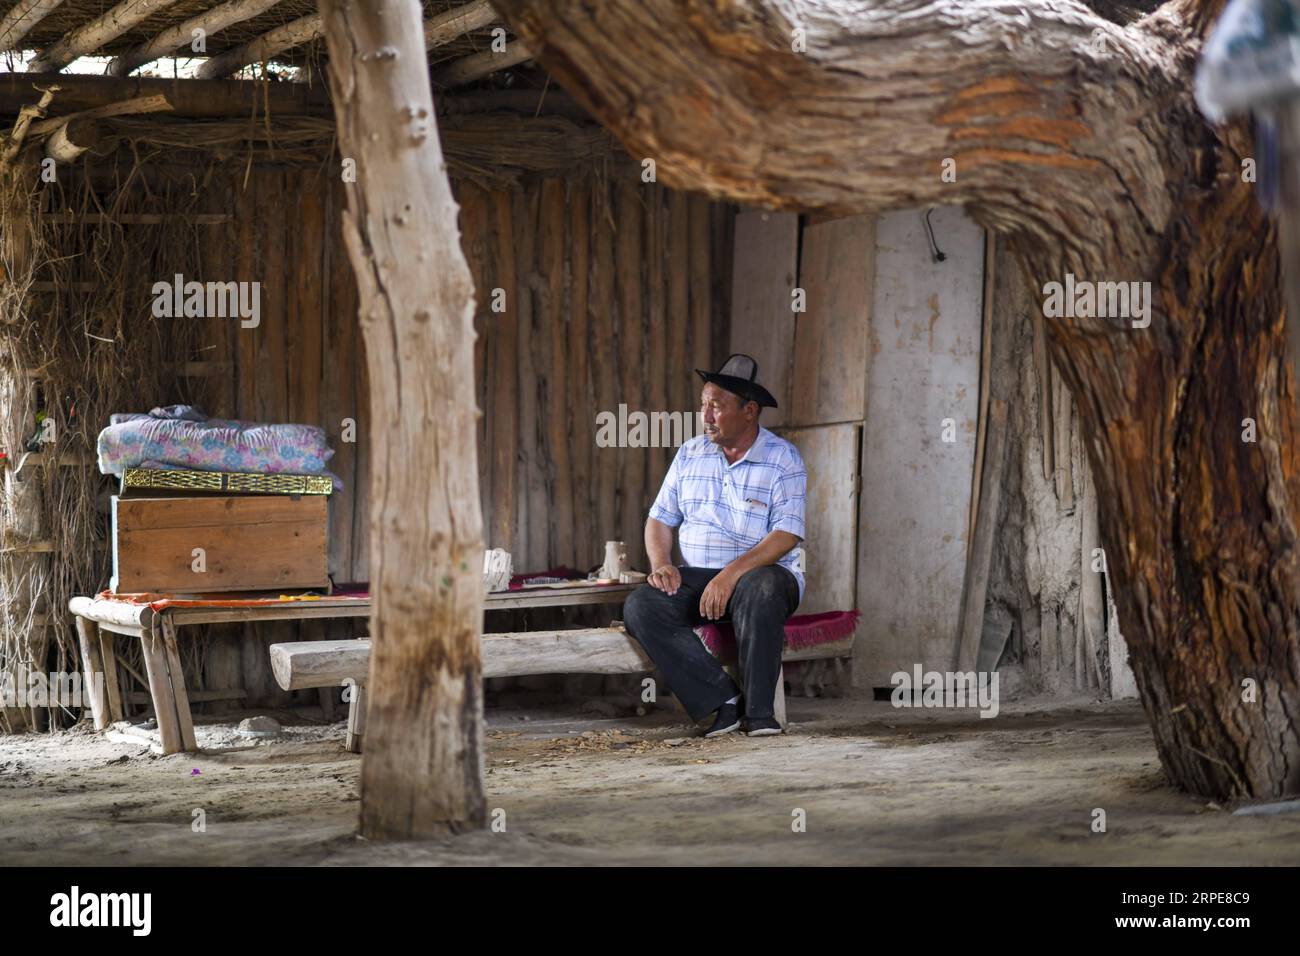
[648, 565, 682, 595]
[699, 569, 738, 620]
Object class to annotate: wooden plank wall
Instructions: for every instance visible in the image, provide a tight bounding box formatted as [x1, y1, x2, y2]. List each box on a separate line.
[855, 207, 986, 688]
[729, 210, 799, 428]
[200, 166, 368, 584]
[17, 161, 728, 713]
[455, 176, 732, 574]
[196, 166, 367, 707]
[208, 166, 731, 594]
[729, 211, 870, 617]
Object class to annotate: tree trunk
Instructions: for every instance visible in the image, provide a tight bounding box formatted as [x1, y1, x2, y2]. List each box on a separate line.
[494, 0, 1300, 800]
[319, 0, 486, 837]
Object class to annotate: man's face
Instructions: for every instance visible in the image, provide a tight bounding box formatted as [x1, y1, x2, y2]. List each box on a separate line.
[701, 382, 756, 445]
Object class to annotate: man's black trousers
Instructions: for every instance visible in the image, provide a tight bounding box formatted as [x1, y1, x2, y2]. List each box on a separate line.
[623, 565, 800, 722]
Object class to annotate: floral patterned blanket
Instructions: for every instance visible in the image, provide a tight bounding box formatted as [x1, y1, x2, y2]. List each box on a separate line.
[97, 405, 337, 484]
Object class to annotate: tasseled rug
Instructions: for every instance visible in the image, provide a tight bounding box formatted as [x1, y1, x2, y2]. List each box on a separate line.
[695, 609, 861, 658]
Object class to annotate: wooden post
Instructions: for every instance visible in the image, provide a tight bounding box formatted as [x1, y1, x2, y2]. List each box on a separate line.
[74, 616, 108, 730]
[160, 618, 198, 752]
[590, 186, 618, 552]
[140, 628, 183, 755]
[98, 629, 124, 723]
[954, 398, 1008, 674]
[320, 0, 486, 838]
[346, 682, 366, 754]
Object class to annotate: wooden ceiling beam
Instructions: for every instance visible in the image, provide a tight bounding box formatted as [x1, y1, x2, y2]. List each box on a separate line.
[195, 0, 499, 80]
[0, 72, 332, 118]
[0, 0, 65, 53]
[29, 0, 183, 72]
[195, 11, 321, 79]
[433, 40, 533, 89]
[425, 0, 496, 49]
[107, 0, 283, 77]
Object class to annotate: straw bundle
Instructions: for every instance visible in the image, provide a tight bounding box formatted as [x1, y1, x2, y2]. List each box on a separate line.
[0, 146, 214, 732]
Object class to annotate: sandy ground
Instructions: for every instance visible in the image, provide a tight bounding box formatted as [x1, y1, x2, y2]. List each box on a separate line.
[2, 692, 1299, 866]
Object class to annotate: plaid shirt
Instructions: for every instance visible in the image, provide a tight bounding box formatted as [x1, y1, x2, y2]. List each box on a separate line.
[648, 427, 807, 599]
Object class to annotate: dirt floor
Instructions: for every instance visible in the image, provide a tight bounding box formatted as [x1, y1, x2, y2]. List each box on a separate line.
[2, 692, 1299, 866]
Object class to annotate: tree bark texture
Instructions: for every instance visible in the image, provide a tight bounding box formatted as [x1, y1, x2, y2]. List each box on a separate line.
[495, 0, 1299, 800]
[320, 0, 486, 837]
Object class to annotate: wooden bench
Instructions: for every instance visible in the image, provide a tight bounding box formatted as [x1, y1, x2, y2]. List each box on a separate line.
[270, 629, 654, 752]
[270, 624, 858, 750]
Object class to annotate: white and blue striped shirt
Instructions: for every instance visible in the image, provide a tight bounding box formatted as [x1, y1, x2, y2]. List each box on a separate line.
[648, 427, 807, 599]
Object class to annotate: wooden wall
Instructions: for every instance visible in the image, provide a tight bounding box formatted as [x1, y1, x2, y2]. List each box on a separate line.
[205, 167, 731, 590]
[5, 146, 731, 718]
[198, 166, 368, 587]
[729, 210, 869, 617]
[457, 177, 732, 575]
[855, 207, 986, 688]
[728, 206, 986, 690]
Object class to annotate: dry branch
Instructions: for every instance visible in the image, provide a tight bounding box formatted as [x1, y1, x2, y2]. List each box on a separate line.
[0, 84, 56, 172]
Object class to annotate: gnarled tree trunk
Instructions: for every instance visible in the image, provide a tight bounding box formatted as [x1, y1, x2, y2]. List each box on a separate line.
[495, 0, 1300, 799]
[320, 0, 486, 837]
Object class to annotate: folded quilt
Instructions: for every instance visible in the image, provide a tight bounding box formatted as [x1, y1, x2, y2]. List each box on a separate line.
[98, 405, 336, 482]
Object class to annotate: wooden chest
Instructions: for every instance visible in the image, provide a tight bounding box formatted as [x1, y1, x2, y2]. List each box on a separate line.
[110, 495, 330, 594]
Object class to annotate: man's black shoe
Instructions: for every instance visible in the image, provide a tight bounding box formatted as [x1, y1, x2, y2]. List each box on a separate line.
[745, 716, 783, 737]
[704, 701, 742, 737]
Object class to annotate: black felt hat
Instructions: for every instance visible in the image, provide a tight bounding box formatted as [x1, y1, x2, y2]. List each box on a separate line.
[695, 353, 779, 409]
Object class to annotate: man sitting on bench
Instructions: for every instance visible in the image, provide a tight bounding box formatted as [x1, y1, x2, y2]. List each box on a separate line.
[624, 354, 806, 738]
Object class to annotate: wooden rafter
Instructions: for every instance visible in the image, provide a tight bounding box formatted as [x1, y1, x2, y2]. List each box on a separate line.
[425, 0, 496, 49]
[107, 0, 283, 77]
[195, 11, 321, 79]
[43, 116, 100, 163]
[0, 73, 332, 118]
[434, 40, 532, 89]
[193, 0, 499, 79]
[29, 0, 184, 72]
[0, 0, 64, 53]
